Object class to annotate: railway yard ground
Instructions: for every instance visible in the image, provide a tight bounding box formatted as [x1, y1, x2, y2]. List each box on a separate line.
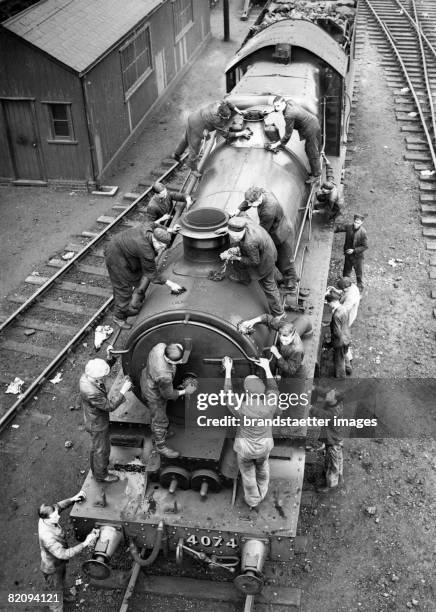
[0, 3, 436, 612]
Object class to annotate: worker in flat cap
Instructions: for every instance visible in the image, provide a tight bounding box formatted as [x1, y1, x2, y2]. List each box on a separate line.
[334, 214, 368, 292]
[324, 288, 352, 378]
[239, 313, 313, 379]
[221, 355, 284, 510]
[220, 216, 284, 317]
[266, 96, 321, 184]
[238, 186, 299, 291]
[79, 359, 132, 483]
[173, 99, 241, 177]
[144, 182, 193, 226]
[140, 342, 197, 459]
[105, 223, 184, 329]
[38, 489, 99, 611]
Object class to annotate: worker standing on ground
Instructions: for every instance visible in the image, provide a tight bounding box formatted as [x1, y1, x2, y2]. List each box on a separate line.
[222, 355, 283, 510]
[325, 288, 351, 378]
[336, 276, 361, 326]
[144, 181, 193, 225]
[140, 342, 197, 459]
[173, 99, 240, 177]
[238, 186, 299, 291]
[310, 387, 345, 492]
[80, 358, 132, 483]
[334, 214, 368, 292]
[104, 223, 183, 329]
[38, 490, 99, 611]
[266, 96, 322, 183]
[219, 216, 285, 317]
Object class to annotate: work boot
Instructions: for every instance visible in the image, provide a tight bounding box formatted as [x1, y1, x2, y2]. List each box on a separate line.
[113, 317, 132, 330]
[155, 442, 180, 459]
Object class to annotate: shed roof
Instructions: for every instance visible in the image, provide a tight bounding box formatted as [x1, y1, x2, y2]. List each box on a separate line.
[2, 0, 162, 74]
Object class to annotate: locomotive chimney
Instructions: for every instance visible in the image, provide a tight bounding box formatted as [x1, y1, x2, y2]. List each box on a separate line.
[179, 207, 229, 263]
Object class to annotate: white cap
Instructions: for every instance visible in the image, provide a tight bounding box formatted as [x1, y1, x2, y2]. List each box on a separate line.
[85, 358, 110, 379]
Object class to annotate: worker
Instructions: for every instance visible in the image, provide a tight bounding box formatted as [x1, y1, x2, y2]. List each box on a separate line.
[267, 96, 322, 183]
[38, 490, 99, 611]
[173, 99, 241, 177]
[336, 276, 360, 326]
[310, 387, 345, 491]
[144, 181, 193, 225]
[80, 358, 132, 483]
[222, 355, 283, 510]
[238, 186, 299, 291]
[325, 288, 351, 378]
[315, 159, 341, 219]
[334, 214, 368, 292]
[219, 216, 284, 317]
[105, 224, 184, 329]
[239, 313, 313, 378]
[140, 342, 197, 459]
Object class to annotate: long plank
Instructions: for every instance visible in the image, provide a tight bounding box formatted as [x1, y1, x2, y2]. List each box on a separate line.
[135, 575, 301, 609]
[13, 317, 76, 336]
[8, 295, 95, 315]
[47, 260, 108, 276]
[25, 275, 111, 297]
[0, 340, 58, 359]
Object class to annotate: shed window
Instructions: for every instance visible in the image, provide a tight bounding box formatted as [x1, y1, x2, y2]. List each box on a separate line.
[120, 25, 152, 97]
[173, 0, 193, 39]
[47, 103, 74, 140]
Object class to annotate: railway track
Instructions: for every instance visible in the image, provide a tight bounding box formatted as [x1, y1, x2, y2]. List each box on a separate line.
[0, 156, 195, 431]
[362, 0, 436, 309]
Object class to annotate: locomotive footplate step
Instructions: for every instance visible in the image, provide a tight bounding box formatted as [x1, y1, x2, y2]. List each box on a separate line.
[133, 576, 301, 610]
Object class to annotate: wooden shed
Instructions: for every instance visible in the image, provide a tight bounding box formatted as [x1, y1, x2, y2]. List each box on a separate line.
[0, 0, 210, 189]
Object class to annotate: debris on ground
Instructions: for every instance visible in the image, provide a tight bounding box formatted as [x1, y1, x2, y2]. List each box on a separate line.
[94, 325, 114, 349]
[49, 372, 63, 384]
[5, 377, 25, 394]
[64, 440, 73, 448]
[62, 251, 75, 260]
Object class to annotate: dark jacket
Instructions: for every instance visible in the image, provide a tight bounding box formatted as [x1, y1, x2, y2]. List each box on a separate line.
[140, 342, 179, 405]
[281, 100, 320, 145]
[80, 374, 125, 432]
[334, 223, 368, 258]
[238, 220, 277, 280]
[188, 102, 230, 140]
[330, 303, 351, 348]
[311, 399, 344, 445]
[108, 224, 166, 284]
[259, 314, 304, 376]
[144, 191, 189, 224]
[238, 190, 293, 245]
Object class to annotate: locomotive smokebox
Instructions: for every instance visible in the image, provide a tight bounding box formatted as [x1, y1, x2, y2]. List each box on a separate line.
[180, 207, 229, 262]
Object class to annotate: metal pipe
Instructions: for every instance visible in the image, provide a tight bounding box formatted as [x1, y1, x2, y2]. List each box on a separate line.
[128, 521, 164, 567]
[223, 0, 230, 41]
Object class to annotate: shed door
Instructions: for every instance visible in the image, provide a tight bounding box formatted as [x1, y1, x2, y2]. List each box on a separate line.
[3, 100, 43, 180]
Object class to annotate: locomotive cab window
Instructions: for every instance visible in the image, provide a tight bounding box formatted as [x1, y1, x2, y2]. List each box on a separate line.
[120, 24, 152, 99]
[173, 0, 193, 41]
[45, 103, 75, 143]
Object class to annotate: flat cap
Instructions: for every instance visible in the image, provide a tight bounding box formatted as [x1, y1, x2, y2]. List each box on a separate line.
[152, 182, 165, 193]
[354, 213, 365, 221]
[327, 287, 343, 300]
[227, 217, 247, 232]
[153, 227, 172, 245]
[85, 358, 110, 379]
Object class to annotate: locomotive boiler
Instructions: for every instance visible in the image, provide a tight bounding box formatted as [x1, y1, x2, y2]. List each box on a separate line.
[72, 0, 357, 600]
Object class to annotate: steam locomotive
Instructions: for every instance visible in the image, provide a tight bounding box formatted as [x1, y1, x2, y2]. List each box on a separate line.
[71, 0, 357, 598]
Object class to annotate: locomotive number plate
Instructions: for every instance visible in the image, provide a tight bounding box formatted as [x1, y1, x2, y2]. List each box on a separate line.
[185, 534, 239, 550]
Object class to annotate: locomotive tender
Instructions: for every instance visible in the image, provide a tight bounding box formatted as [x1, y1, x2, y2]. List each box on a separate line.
[72, 0, 357, 598]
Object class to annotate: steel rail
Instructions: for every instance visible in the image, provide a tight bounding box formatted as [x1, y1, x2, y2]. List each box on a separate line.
[0, 157, 183, 335]
[364, 0, 436, 170]
[0, 296, 112, 431]
[0, 157, 188, 432]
